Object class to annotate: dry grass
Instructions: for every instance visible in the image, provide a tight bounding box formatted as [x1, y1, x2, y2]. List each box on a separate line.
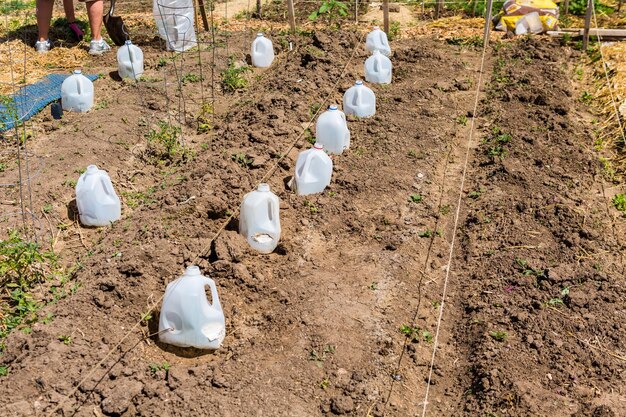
[592, 41, 626, 179]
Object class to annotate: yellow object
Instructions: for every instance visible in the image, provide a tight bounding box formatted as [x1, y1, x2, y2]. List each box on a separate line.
[495, 0, 560, 33]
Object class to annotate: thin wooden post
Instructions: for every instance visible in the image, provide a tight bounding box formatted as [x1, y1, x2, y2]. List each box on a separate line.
[383, 0, 389, 34]
[583, 0, 593, 51]
[355, 0, 358, 23]
[484, 0, 494, 48]
[197, 0, 210, 31]
[287, 0, 296, 33]
[564, 0, 570, 15]
[435, 0, 443, 19]
[256, 0, 262, 18]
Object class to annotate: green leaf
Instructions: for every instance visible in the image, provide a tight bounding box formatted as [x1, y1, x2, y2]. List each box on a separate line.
[319, 3, 329, 13]
[308, 10, 319, 20]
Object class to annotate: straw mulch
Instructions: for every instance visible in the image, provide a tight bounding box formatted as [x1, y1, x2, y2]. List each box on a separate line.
[593, 41, 626, 178]
[0, 39, 89, 96]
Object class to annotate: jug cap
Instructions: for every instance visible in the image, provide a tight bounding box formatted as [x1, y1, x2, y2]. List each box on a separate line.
[313, 142, 324, 150]
[355, 80, 363, 85]
[256, 33, 264, 37]
[328, 104, 338, 111]
[73, 69, 82, 75]
[185, 265, 201, 276]
[257, 183, 270, 192]
[373, 26, 380, 30]
[125, 40, 133, 45]
[86, 164, 99, 174]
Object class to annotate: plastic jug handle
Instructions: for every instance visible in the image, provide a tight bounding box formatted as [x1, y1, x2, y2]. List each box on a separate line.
[298, 152, 314, 178]
[101, 177, 115, 196]
[374, 55, 380, 73]
[351, 89, 361, 107]
[204, 277, 221, 309]
[76, 76, 82, 95]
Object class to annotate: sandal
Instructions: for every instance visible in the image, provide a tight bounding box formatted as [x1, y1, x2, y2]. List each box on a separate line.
[68, 22, 84, 41]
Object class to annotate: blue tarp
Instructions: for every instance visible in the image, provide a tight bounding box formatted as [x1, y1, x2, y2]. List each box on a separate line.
[0, 73, 99, 132]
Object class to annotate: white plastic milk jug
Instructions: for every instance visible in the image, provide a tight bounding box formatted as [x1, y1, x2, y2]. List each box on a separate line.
[159, 265, 225, 350]
[117, 40, 144, 80]
[239, 183, 281, 254]
[294, 143, 333, 196]
[365, 50, 392, 84]
[251, 33, 274, 68]
[61, 70, 94, 113]
[366, 26, 391, 57]
[75, 165, 121, 226]
[153, 0, 197, 52]
[343, 80, 376, 118]
[315, 105, 350, 155]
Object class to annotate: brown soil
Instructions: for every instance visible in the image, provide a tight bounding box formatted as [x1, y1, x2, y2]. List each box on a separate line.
[1, 6, 625, 417]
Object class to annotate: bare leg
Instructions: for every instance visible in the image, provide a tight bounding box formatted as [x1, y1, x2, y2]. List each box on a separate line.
[86, 0, 104, 41]
[36, 0, 54, 42]
[63, 0, 76, 23]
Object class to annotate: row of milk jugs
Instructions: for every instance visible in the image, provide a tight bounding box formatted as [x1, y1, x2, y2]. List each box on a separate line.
[74, 27, 394, 350]
[160, 27, 393, 350]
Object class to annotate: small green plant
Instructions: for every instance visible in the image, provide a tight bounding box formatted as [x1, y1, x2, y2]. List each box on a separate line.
[221, 60, 251, 92]
[182, 72, 203, 84]
[580, 91, 593, 105]
[149, 362, 171, 374]
[309, 344, 336, 367]
[440, 205, 450, 215]
[400, 324, 432, 343]
[407, 149, 417, 158]
[58, 335, 72, 345]
[309, 103, 321, 117]
[409, 194, 423, 203]
[468, 190, 482, 199]
[0, 365, 8, 377]
[197, 102, 213, 133]
[231, 153, 253, 168]
[418, 230, 432, 238]
[612, 194, 626, 216]
[320, 379, 330, 390]
[308, 0, 349, 27]
[368, 282, 378, 290]
[446, 35, 482, 48]
[145, 120, 185, 163]
[489, 330, 508, 342]
[455, 114, 468, 126]
[388, 21, 401, 41]
[42, 204, 53, 214]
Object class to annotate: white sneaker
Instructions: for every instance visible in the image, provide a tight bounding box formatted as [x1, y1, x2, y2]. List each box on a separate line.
[35, 39, 51, 53]
[89, 38, 111, 55]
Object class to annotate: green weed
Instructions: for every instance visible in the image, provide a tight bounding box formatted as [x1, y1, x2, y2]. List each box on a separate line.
[612, 194, 626, 216]
[221, 60, 251, 92]
[489, 330, 508, 342]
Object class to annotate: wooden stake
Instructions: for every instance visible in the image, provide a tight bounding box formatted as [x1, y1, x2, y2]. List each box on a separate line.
[484, 0, 494, 48]
[564, 0, 570, 15]
[436, 0, 443, 19]
[583, 0, 593, 51]
[256, 0, 262, 18]
[383, 0, 389, 34]
[355, 0, 358, 23]
[197, 0, 210, 31]
[287, 0, 296, 33]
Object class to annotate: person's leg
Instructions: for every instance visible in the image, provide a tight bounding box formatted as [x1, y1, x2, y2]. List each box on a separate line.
[36, 0, 54, 42]
[85, 0, 103, 41]
[62, 0, 76, 23]
[64, 0, 84, 40]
